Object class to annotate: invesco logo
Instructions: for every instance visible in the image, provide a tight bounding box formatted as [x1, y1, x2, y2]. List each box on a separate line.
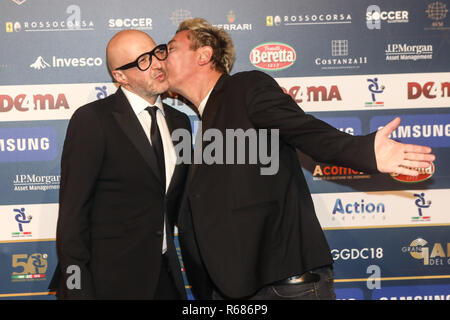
[30, 56, 103, 70]
[250, 42, 296, 71]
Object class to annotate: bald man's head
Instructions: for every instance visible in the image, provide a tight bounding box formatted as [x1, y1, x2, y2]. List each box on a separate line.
[106, 29, 156, 72]
[106, 29, 169, 104]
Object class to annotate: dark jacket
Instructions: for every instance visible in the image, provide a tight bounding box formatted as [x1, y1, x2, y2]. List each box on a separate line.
[50, 87, 191, 299]
[178, 71, 379, 299]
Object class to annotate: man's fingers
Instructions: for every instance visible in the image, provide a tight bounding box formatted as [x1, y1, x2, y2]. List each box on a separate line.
[400, 160, 432, 169]
[403, 144, 433, 154]
[393, 166, 420, 176]
[404, 152, 436, 162]
[380, 117, 401, 137]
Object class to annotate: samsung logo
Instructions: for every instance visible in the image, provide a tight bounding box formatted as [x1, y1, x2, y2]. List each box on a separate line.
[388, 124, 450, 139]
[0, 127, 58, 162]
[370, 114, 450, 147]
[0, 137, 50, 152]
[317, 116, 362, 136]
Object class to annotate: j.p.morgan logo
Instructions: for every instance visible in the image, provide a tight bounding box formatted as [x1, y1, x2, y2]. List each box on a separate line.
[250, 42, 296, 71]
[385, 43, 433, 61]
[13, 174, 61, 192]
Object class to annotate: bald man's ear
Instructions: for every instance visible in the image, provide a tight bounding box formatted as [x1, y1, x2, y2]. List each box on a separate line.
[111, 70, 128, 86]
[197, 46, 213, 66]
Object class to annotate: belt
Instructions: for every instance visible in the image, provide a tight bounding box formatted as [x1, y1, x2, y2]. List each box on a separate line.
[274, 271, 320, 285]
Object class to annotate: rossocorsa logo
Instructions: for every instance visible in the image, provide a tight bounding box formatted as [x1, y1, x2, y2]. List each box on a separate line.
[267, 12, 352, 26]
[0, 127, 58, 162]
[250, 42, 296, 71]
[7, 5, 94, 32]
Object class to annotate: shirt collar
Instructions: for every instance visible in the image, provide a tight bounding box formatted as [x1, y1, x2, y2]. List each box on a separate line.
[121, 86, 165, 116]
[198, 87, 213, 117]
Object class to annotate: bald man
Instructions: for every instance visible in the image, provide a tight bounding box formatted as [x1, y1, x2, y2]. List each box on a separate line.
[49, 30, 192, 299]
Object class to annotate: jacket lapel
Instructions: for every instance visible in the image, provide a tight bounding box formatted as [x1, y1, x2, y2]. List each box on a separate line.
[163, 103, 191, 195]
[189, 73, 228, 184]
[111, 87, 165, 188]
[201, 73, 228, 133]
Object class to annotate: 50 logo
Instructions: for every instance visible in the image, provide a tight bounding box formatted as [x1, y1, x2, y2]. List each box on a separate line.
[11, 253, 48, 281]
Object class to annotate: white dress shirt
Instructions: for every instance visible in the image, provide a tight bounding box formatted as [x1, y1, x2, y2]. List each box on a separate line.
[122, 87, 177, 254]
[198, 88, 213, 117]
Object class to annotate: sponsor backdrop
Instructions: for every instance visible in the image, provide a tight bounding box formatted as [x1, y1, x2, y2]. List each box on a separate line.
[0, 0, 449, 300]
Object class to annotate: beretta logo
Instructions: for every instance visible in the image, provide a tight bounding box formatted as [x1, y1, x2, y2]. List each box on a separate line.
[250, 42, 296, 71]
[390, 162, 435, 183]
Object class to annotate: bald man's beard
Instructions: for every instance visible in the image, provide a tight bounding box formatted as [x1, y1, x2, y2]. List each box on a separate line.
[131, 74, 169, 101]
[143, 84, 167, 99]
[150, 69, 169, 93]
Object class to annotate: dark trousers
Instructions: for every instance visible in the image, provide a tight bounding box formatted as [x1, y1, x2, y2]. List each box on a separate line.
[212, 266, 336, 300]
[153, 253, 182, 300]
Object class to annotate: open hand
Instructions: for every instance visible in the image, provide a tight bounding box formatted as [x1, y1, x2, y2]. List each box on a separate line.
[374, 117, 435, 176]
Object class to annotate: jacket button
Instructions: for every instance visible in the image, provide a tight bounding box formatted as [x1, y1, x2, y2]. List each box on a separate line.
[156, 230, 162, 237]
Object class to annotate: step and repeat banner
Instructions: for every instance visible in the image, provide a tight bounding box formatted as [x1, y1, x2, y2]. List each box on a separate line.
[1, 0, 449, 300]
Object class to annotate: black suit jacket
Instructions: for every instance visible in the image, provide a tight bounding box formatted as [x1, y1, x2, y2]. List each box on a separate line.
[50, 87, 191, 299]
[178, 71, 380, 299]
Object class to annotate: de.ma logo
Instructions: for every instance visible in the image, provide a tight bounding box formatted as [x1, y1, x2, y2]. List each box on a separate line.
[0, 127, 58, 162]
